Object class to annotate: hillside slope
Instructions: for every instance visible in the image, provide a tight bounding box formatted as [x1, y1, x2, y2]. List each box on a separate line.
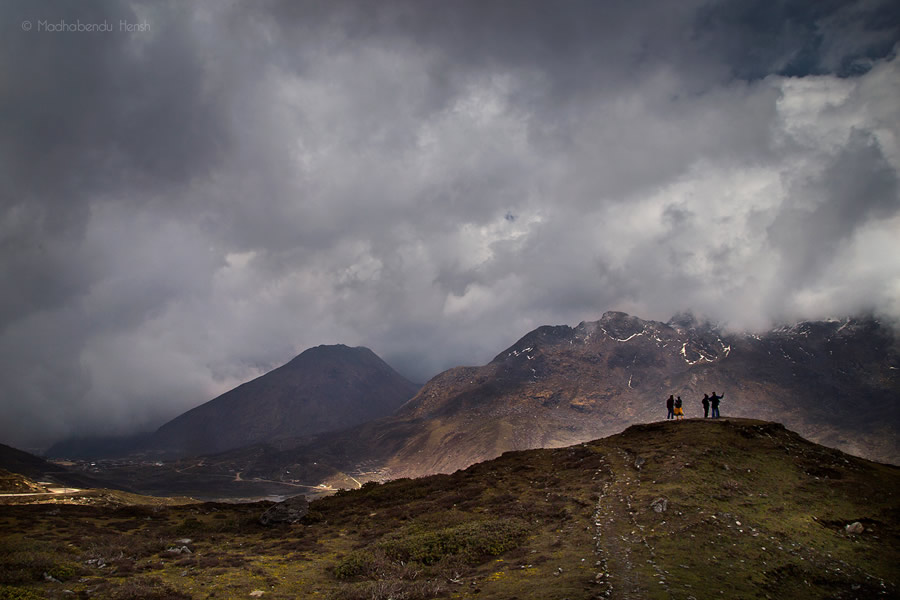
[2, 420, 898, 599]
[0, 469, 47, 494]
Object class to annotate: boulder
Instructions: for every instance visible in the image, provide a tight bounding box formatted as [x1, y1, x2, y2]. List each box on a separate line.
[845, 521, 864, 534]
[259, 494, 309, 526]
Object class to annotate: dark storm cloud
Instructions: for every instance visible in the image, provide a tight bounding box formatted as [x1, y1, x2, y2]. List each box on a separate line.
[1, 0, 898, 448]
[1, 0, 227, 326]
[694, 0, 900, 78]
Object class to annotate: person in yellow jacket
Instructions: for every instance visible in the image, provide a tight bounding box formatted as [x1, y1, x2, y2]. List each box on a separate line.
[674, 395, 684, 420]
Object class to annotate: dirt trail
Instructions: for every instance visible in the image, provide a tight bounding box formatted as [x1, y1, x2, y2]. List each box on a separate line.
[592, 448, 672, 599]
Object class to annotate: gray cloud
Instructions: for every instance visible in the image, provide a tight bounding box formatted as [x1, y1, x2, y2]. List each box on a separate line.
[1, 0, 898, 448]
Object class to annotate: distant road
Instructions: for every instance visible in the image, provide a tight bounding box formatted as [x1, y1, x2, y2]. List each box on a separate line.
[246, 476, 335, 491]
[172, 466, 334, 492]
[0, 488, 81, 497]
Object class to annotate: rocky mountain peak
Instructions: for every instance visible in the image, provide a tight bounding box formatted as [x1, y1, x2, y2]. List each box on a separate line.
[597, 311, 649, 340]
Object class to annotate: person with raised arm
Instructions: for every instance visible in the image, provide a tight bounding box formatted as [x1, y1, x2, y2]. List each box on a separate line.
[710, 391, 724, 418]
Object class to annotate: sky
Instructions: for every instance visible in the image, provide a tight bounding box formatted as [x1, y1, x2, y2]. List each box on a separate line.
[1, 0, 899, 449]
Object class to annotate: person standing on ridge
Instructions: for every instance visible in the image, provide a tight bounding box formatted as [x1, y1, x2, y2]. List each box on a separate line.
[710, 391, 723, 418]
[666, 394, 675, 420]
[674, 395, 684, 420]
[702, 393, 710, 418]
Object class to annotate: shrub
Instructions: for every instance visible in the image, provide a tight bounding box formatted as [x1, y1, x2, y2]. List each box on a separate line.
[334, 518, 531, 579]
[378, 518, 530, 565]
[0, 535, 62, 584]
[46, 562, 78, 581]
[174, 517, 203, 535]
[105, 576, 193, 599]
[330, 579, 446, 600]
[0, 587, 43, 600]
[85, 533, 166, 563]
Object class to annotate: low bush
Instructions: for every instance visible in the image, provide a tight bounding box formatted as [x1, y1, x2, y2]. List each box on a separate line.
[46, 562, 78, 580]
[379, 518, 530, 564]
[0, 535, 69, 585]
[334, 518, 530, 579]
[84, 533, 167, 562]
[0, 587, 43, 600]
[330, 579, 446, 600]
[104, 576, 193, 599]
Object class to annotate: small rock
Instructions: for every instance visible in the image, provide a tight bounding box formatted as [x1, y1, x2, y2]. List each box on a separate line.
[650, 497, 668, 513]
[43, 572, 62, 583]
[174, 538, 192, 545]
[249, 591, 265, 597]
[634, 456, 646, 470]
[845, 522, 864, 534]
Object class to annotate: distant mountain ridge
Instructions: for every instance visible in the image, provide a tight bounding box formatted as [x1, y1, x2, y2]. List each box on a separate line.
[198, 312, 898, 490]
[49, 345, 420, 459]
[147, 344, 420, 457]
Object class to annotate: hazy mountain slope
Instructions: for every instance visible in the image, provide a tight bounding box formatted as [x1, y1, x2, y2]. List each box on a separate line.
[0, 443, 123, 490]
[4, 420, 898, 599]
[119, 345, 418, 458]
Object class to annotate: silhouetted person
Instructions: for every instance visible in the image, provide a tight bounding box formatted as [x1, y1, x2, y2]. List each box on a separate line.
[674, 395, 684, 420]
[702, 394, 710, 418]
[666, 394, 675, 420]
[710, 391, 723, 418]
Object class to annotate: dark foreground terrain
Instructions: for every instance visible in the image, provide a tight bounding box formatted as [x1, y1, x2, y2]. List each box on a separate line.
[2, 419, 898, 599]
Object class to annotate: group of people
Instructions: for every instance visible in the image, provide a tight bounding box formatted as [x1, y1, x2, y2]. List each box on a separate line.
[666, 392, 723, 420]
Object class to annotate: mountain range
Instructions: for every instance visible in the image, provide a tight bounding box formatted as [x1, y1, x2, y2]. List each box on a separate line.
[43, 311, 899, 498]
[70, 311, 895, 500]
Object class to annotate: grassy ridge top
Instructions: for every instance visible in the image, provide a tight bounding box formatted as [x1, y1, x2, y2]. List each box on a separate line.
[1, 418, 898, 599]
